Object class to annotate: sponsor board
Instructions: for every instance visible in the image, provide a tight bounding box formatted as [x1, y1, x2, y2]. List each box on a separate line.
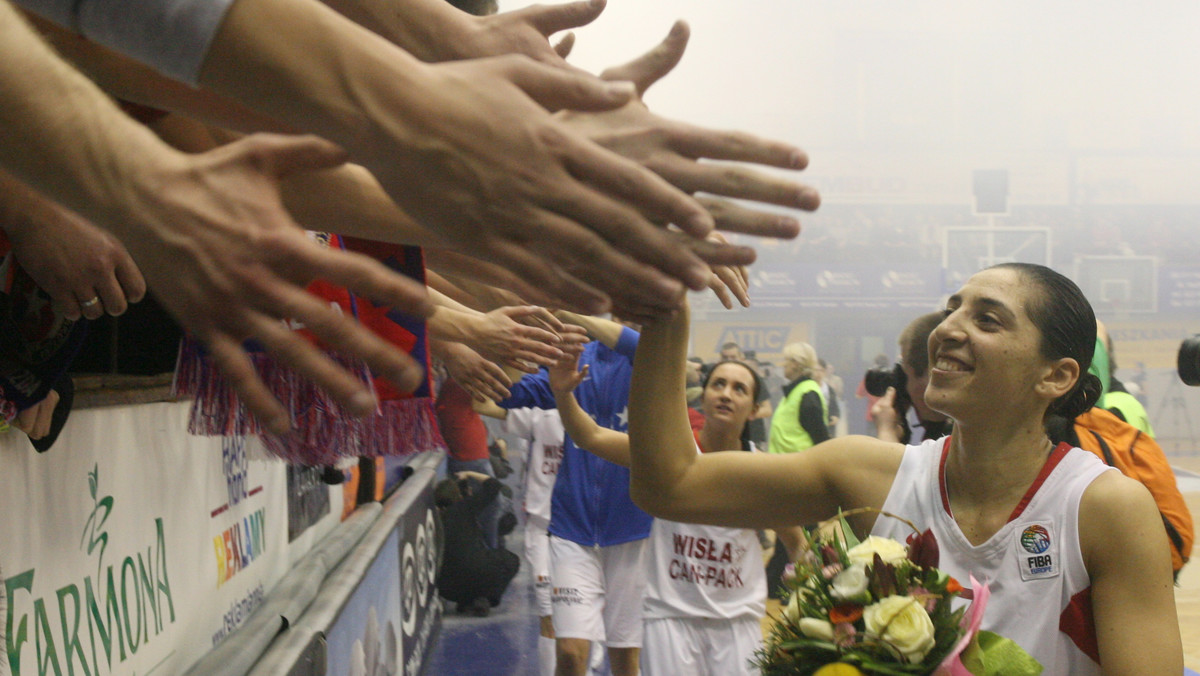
[0, 403, 289, 675]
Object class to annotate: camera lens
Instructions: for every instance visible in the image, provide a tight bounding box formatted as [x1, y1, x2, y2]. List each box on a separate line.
[1179, 335, 1200, 387]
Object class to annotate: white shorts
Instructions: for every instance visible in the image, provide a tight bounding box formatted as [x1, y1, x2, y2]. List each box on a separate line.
[640, 616, 762, 676]
[549, 535, 647, 647]
[525, 521, 553, 617]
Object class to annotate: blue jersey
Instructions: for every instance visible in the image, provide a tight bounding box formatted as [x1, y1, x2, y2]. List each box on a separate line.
[499, 327, 652, 547]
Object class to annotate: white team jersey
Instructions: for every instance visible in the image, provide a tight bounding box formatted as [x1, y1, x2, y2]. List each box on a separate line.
[644, 445, 766, 621]
[503, 407, 565, 529]
[873, 437, 1113, 675]
[643, 518, 767, 621]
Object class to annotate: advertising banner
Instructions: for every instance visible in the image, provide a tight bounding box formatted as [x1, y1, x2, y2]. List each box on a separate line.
[398, 481, 440, 676]
[324, 531, 402, 676]
[0, 402, 291, 676]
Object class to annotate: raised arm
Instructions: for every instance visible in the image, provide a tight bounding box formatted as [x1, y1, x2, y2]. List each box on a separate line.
[1081, 471, 1182, 674]
[554, 310, 624, 350]
[548, 356, 630, 467]
[0, 3, 429, 434]
[627, 301, 902, 530]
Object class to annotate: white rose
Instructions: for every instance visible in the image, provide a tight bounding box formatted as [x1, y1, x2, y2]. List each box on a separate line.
[830, 563, 870, 602]
[863, 595, 936, 663]
[798, 617, 834, 641]
[847, 535, 909, 567]
[782, 590, 805, 624]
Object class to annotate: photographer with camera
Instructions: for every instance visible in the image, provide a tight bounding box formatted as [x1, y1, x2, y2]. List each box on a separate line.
[867, 312, 952, 444]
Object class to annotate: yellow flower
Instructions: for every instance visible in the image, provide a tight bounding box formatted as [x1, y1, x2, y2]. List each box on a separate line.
[813, 664, 865, 676]
[863, 595, 936, 663]
[846, 535, 908, 566]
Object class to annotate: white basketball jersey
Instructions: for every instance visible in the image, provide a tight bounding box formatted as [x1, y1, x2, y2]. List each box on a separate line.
[504, 407, 565, 529]
[874, 437, 1113, 675]
[644, 444, 766, 621]
[643, 518, 766, 621]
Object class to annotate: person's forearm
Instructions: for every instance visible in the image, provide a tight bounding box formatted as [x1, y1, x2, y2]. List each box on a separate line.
[0, 167, 66, 240]
[627, 305, 697, 510]
[321, 0, 467, 62]
[279, 163, 443, 247]
[554, 388, 630, 467]
[555, 310, 623, 349]
[0, 4, 180, 240]
[199, 0, 429, 163]
[20, 11, 290, 135]
[429, 268, 526, 312]
[426, 270, 486, 312]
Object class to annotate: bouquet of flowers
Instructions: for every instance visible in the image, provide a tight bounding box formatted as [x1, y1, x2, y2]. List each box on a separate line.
[756, 510, 1042, 676]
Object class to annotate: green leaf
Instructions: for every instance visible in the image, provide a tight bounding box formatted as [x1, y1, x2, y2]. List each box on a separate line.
[960, 630, 1043, 676]
[838, 510, 862, 549]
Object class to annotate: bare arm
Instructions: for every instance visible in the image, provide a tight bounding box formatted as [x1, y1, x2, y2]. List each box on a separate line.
[627, 301, 903, 529]
[555, 310, 624, 350]
[199, 0, 727, 320]
[1081, 471, 1182, 674]
[548, 357, 630, 467]
[0, 3, 429, 433]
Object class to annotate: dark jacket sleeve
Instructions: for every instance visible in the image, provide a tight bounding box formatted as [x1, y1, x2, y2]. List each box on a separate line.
[827, 391, 841, 420]
[798, 391, 831, 444]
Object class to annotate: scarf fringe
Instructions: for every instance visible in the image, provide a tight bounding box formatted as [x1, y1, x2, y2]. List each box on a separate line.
[174, 339, 443, 465]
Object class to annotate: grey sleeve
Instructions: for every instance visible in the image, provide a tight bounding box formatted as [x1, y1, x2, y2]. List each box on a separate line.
[14, 0, 238, 84]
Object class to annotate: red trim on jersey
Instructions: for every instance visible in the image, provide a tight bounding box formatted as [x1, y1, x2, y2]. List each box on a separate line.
[938, 439, 1074, 523]
[1059, 586, 1101, 664]
[1007, 442, 1073, 521]
[938, 437, 953, 515]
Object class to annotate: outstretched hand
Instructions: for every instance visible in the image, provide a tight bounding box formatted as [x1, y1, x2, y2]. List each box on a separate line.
[118, 134, 433, 434]
[559, 21, 820, 239]
[549, 352, 589, 399]
[361, 54, 719, 321]
[469, 305, 567, 373]
[439, 340, 512, 403]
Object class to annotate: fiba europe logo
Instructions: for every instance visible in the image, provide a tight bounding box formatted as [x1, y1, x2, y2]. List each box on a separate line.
[1020, 525, 1051, 554]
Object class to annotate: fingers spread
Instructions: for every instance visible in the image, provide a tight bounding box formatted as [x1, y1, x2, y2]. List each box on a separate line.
[238, 133, 349, 180]
[552, 32, 576, 59]
[599, 20, 689, 95]
[268, 283, 424, 395]
[674, 231, 757, 267]
[523, 208, 690, 319]
[556, 134, 713, 238]
[523, 0, 606, 35]
[204, 334, 294, 435]
[297, 241, 434, 319]
[667, 122, 810, 171]
[504, 57, 635, 113]
[485, 240, 611, 315]
[696, 196, 802, 239]
[652, 156, 817, 210]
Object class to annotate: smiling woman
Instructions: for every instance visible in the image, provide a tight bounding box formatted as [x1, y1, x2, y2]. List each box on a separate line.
[626, 262, 1183, 675]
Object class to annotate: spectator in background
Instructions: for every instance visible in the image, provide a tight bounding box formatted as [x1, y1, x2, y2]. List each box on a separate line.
[856, 353, 890, 431]
[768, 342, 829, 455]
[823, 360, 846, 437]
[870, 312, 951, 445]
[764, 340, 828, 598]
[435, 472, 521, 617]
[714, 342, 772, 448]
[816, 358, 840, 438]
[436, 378, 515, 549]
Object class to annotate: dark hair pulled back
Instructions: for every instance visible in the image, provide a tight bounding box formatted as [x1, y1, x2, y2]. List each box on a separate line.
[988, 263, 1101, 419]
